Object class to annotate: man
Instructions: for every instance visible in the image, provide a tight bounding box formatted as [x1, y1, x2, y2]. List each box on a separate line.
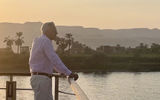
[29, 22, 78, 100]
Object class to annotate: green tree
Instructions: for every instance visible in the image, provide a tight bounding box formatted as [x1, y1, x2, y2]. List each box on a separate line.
[56, 37, 68, 54]
[3, 36, 14, 50]
[65, 33, 73, 53]
[15, 32, 24, 54]
[151, 43, 160, 53]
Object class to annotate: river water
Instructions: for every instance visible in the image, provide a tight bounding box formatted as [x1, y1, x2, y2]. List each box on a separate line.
[0, 72, 160, 100]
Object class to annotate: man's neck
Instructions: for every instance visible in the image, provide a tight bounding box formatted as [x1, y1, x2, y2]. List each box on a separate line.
[42, 34, 52, 41]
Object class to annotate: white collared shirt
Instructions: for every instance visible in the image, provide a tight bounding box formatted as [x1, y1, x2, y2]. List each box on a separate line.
[29, 34, 72, 75]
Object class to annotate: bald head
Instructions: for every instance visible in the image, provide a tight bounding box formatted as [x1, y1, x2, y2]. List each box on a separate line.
[41, 22, 58, 40]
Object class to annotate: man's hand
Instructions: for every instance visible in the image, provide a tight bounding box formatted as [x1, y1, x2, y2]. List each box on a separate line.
[69, 72, 79, 81]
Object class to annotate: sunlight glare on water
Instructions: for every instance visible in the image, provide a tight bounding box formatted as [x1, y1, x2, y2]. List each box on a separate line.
[1, 72, 160, 100]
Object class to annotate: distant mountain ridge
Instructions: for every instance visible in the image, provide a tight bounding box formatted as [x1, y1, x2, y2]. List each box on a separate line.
[0, 22, 160, 49]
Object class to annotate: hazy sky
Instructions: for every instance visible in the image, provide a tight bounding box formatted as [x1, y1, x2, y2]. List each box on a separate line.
[0, 0, 160, 29]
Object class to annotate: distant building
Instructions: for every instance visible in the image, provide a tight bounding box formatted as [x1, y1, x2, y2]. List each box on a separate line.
[96, 45, 125, 53]
[20, 46, 30, 54]
[96, 45, 115, 53]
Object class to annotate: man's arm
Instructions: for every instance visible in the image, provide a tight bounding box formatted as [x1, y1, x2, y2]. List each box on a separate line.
[43, 39, 72, 76]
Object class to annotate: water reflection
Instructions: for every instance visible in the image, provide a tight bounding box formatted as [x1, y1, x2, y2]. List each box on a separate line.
[1, 72, 160, 100]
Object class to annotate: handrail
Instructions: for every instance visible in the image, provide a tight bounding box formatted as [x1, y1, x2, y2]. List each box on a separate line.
[0, 73, 62, 77]
[58, 90, 75, 95]
[68, 78, 89, 100]
[0, 73, 89, 100]
[0, 72, 66, 100]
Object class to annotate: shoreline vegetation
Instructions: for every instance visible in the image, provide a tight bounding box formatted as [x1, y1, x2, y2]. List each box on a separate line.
[1, 52, 160, 74]
[1, 32, 160, 74]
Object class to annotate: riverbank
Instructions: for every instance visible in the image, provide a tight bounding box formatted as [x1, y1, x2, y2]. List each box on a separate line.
[1, 53, 160, 73]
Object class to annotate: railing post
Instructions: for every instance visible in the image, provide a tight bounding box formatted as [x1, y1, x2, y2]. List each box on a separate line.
[6, 75, 16, 100]
[54, 76, 59, 100]
[10, 75, 13, 82]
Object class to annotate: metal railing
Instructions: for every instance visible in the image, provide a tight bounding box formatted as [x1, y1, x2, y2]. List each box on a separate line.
[0, 73, 89, 100]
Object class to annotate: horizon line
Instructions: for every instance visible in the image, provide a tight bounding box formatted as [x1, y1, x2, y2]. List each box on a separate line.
[0, 21, 159, 30]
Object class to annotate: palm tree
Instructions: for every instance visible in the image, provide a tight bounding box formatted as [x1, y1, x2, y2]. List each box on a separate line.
[3, 36, 14, 50]
[15, 32, 24, 54]
[56, 38, 68, 54]
[65, 33, 73, 53]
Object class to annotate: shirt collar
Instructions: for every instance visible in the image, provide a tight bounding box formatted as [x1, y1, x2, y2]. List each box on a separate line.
[42, 34, 52, 42]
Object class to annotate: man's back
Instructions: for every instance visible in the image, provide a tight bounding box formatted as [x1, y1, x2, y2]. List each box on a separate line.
[29, 34, 72, 75]
[29, 35, 53, 74]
